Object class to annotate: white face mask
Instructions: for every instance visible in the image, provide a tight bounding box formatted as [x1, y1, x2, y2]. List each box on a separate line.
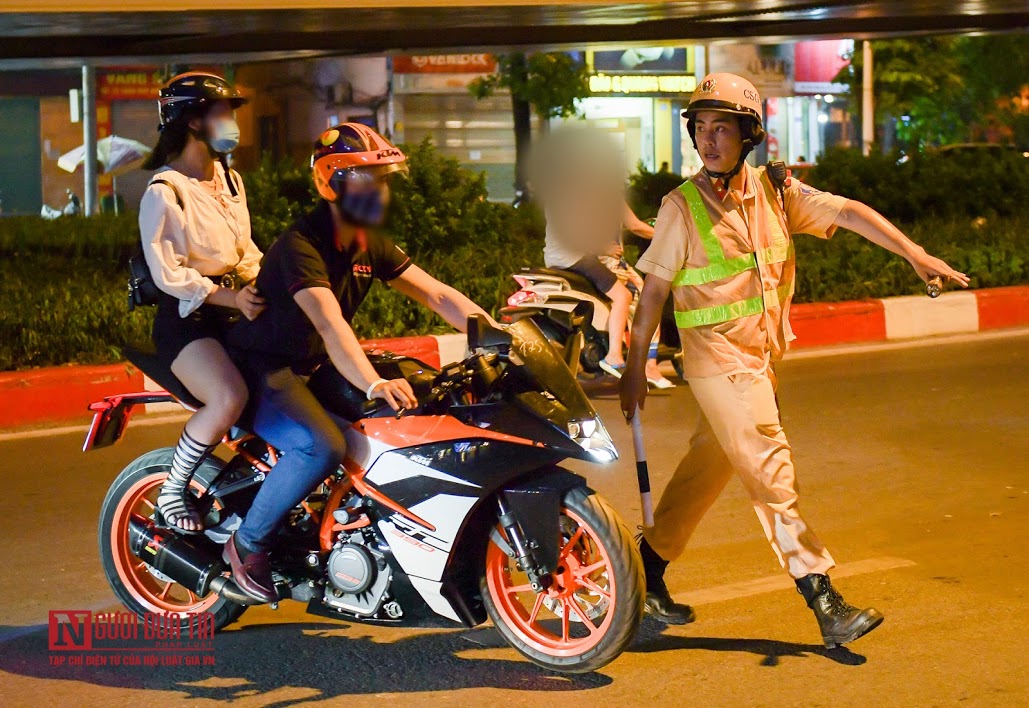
[207, 118, 240, 154]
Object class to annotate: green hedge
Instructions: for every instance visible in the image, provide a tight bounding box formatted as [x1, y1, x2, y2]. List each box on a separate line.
[806, 147, 1029, 222]
[794, 217, 1027, 302]
[0, 140, 545, 370]
[2, 143, 1027, 371]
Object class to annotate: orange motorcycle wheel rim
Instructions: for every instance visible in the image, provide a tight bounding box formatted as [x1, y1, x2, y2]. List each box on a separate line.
[110, 473, 221, 614]
[485, 506, 616, 658]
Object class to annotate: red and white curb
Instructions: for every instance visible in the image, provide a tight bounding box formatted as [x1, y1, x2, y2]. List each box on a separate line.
[1, 286, 1026, 430]
[788, 285, 1029, 348]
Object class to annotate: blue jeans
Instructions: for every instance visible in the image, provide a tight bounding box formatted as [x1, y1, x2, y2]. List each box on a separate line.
[235, 367, 349, 553]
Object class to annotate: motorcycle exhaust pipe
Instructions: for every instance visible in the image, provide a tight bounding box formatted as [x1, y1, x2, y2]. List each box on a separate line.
[128, 514, 226, 596]
[208, 576, 255, 605]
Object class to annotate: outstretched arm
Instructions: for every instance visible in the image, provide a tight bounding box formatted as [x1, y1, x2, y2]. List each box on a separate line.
[389, 264, 495, 332]
[834, 201, 970, 287]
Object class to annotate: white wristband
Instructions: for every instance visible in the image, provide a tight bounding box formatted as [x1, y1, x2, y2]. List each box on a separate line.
[366, 378, 388, 401]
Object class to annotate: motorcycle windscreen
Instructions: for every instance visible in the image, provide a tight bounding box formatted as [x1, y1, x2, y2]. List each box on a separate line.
[505, 317, 595, 422]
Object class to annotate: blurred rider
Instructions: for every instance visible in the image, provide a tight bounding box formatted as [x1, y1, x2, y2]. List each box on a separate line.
[223, 124, 491, 603]
[620, 73, 970, 648]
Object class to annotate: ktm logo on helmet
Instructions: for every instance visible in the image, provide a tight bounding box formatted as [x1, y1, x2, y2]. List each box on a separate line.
[376, 149, 401, 159]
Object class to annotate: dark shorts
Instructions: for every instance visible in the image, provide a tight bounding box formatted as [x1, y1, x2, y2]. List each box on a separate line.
[152, 292, 238, 368]
[566, 256, 618, 294]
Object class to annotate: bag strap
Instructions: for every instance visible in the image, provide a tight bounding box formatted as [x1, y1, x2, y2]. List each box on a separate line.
[149, 178, 184, 210]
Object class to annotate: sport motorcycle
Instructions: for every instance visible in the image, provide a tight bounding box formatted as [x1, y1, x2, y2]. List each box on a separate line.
[87, 315, 644, 673]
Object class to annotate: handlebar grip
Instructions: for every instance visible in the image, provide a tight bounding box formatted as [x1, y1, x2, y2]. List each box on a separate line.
[926, 276, 944, 299]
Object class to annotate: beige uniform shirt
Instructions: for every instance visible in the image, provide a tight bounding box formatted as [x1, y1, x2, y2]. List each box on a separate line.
[637, 163, 848, 378]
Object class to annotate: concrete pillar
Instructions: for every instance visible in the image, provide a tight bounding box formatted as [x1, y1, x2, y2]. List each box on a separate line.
[81, 64, 98, 216]
[861, 40, 874, 156]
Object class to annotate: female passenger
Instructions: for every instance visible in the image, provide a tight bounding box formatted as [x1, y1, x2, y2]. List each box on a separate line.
[139, 73, 264, 532]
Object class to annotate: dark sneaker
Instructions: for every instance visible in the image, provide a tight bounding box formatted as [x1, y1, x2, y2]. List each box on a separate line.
[639, 535, 695, 625]
[796, 573, 884, 648]
[222, 532, 278, 604]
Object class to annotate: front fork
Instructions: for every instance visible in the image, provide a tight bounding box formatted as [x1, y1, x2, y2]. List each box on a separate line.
[495, 493, 552, 592]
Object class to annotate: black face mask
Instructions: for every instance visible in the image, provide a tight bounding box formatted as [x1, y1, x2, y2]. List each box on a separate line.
[330, 169, 387, 226]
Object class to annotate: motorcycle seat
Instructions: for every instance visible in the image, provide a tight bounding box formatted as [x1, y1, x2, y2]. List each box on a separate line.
[123, 344, 204, 410]
[523, 267, 611, 303]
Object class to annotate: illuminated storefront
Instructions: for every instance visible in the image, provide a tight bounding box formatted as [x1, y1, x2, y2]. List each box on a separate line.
[392, 54, 526, 201]
[707, 40, 853, 166]
[565, 47, 699, 176]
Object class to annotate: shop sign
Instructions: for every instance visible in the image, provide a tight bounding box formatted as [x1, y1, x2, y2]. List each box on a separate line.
[97, 68, 165, 101]
[97, 101, 113, 197]
[793, 40, 851, 95]
[393, 54, 496, 74]
[592, 48, 691, 73]
[588, 73, 697, 96]
[707, 44, 795, 97]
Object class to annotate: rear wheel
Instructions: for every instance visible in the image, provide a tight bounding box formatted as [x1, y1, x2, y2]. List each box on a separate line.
[579, 336, 604, 374]
[482, 486, 644, 673]
[98, 448, 247, 632]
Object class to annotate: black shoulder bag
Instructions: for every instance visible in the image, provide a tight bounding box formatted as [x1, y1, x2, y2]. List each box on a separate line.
[128, 179, 183, 311]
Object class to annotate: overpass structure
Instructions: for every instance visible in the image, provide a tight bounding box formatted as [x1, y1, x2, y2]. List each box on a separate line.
[0, 1, 1026, 66]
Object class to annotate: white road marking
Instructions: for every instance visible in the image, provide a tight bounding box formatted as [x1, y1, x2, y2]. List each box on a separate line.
[674, 556, 916, 606]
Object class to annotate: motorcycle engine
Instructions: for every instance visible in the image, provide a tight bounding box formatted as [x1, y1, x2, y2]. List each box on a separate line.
[322, 530, 394, 618]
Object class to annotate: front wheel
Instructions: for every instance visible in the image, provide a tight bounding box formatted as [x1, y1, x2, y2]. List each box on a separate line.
[482, 486, 644, 673]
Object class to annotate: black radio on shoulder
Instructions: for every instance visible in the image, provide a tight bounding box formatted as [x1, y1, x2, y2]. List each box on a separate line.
[766, 160, 788, 206]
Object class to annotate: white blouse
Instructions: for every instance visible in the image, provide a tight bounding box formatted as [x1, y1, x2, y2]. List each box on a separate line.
[138, 161, 263, 318]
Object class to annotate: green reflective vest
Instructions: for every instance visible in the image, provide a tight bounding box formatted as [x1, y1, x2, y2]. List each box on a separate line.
[672, 176, 795, 330]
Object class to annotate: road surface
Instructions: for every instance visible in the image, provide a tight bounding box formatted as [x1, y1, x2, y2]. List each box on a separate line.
[0, 331, 1026, 707]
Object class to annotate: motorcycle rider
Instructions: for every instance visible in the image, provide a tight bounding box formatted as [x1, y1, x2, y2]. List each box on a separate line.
[140, 72, 265, 533]
[619, 73, 970, 647]
[535, 126, 670, 385]
[223, 124, 491, 603]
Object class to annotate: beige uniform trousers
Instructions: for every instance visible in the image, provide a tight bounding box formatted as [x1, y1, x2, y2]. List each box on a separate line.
[642, 367, 835, 579]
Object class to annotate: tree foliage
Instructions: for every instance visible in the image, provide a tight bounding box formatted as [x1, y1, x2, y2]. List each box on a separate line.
[835, 35, 1029, 150]
[468, 52, 591, 122]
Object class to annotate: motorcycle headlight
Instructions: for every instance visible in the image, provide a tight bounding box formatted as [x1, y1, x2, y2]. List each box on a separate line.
[568, 418, 617, 463]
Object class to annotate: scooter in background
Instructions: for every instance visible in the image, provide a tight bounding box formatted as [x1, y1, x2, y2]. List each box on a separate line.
[499, 267, 685, 381]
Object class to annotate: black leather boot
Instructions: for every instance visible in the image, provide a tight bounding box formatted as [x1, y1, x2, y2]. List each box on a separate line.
[796, 574, 884, 648]
[639, 536, 695, 625]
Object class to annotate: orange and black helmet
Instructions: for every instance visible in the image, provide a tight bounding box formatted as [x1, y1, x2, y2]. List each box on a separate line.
[311, 123, 408, 202]
[157, 72, 246, 131]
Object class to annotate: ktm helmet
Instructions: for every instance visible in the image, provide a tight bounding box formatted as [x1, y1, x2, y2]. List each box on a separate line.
[157, 72, 246, 130]
[311, 123, 408, 202]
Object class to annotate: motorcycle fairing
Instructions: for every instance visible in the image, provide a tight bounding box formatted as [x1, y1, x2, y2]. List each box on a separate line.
[340, 411, 583, 626]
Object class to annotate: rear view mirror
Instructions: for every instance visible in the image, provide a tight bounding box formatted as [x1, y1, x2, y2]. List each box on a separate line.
[547, 301, 593, 370]
[547, 300, 594, 334]
[467, 314, 512, 350]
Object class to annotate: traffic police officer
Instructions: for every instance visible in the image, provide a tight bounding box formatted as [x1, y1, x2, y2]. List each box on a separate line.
[619, 73, 970, 648]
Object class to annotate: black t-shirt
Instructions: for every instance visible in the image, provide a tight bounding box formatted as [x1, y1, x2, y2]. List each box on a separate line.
[227, 201, 412, 374]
